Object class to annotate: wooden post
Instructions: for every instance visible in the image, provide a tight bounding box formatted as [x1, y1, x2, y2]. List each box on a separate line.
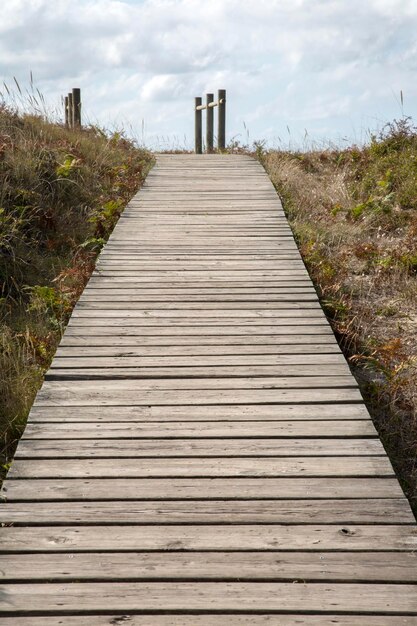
[72, 88, 81, 128]
[68, 92, 74, 129]
[206, 93, 214, 153]
[64, 96, 69, 127]
[195, 97, 202, 154]
[218, 89, 226, 151]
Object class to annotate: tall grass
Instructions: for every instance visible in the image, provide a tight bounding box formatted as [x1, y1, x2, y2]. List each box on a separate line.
[261, 118, 417, 512]
[0, 94, 153, 467]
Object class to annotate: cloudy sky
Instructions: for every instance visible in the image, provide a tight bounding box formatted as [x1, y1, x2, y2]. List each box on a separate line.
[1, 0, 417, 149]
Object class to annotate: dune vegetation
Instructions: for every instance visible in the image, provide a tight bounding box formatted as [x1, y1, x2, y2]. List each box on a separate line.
[0, 105, 153, 469]
[261, 118, 417, 509]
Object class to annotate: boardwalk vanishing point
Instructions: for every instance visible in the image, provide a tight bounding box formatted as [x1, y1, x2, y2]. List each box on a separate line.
[1, 154, 417, 624]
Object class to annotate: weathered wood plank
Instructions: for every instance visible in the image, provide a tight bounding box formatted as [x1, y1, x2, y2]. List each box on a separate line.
[34, 387, 364, 406]
[54, 344, 342, 357]
[47, 363, 351, 379]
[1, 499, 411, 524]
[1, 582, 417, 614]
[1, 551, 416, 582]
[50, 354, 347, 367]
[59, 333, 336, 345]
[7, 456, 393, 479]
[27, 403, 370, 422]
[76, 298, 321, 307]
[15, 438, 385, 458]
[1, 524, 415, 552]
[1, 477, 403, 501]
[45, 367, 351, 380]
[3, 617, 417, 626]
[38, 376, 358, 390]
[72, 309, 325, 319]
[62, 326, 335, 336]
[22, 420, 377, 438]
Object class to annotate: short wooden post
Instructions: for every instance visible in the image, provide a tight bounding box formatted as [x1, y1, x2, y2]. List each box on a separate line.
[218, 89, 226, 151]
[195, 97, 202, 154]
[72, 88, 81, 128]
[68, 92, 74, 129]
[64, 96, 69, 127]
[206, 93, 214, 153]
[217, 89, 226, 150]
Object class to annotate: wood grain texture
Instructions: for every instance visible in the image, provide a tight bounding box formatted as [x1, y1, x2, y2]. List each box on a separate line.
[7, 456, 394, 478]
[21, 419, 378, 438]
[1, 551, 417, 582]
[14, 437, 386, 458]
[1, 499, 412, 524]
[3, 618, 417, 626]
[1, 153, 415, 623]
[1, 477, 404, 501]
[1, 582, 417, 614]
[1, 524, 416, 552]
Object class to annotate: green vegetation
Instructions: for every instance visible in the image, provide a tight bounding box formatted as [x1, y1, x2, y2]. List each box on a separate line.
[261, 118, 417, 510]
[0, 105, 153, 465]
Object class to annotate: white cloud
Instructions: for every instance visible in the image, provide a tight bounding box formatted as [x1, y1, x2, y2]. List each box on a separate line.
[1, 0, 417, 148]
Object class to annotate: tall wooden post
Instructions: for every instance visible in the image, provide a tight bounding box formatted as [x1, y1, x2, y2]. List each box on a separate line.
[68, 92, 74, 129]
[206, 93, 214, 153]
[64, 96, 69, 127]
[72, 88, 81, 128]
[195, 97, 202, 154]
[218, 89, 226, 151]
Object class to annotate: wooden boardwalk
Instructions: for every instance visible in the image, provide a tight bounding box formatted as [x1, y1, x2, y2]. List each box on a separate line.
[1, 153, 417, 624]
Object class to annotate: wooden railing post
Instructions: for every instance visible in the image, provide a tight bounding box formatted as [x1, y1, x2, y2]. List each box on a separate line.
[206, 93, 214, 153]
[68, 92, 74, 129]
[72, 88, 81, 128]
[195, 97, 202, 154]
[64, 96, 69, 128]
[218, 89, 226, 151]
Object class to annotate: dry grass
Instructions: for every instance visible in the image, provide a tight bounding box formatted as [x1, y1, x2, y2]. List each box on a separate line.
[0, 105, 154, 467]
[262, 119, 417, 511]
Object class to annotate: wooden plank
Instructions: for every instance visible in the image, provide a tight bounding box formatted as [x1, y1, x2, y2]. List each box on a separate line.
[22, 420, 377, 438]
[34, 387, 364, 406]
[1, 551, 417, 582]
[1, 582, 417, 614]
[1, 477, 403, 501]
[48, 365, 350, 378]
[27, 403, 370, 422]
[16, 438, 385, 458]
[84, 282, 318, 289]
[1, 499, 411, 524]
[7, 456, 393, 479]
[87, 272, 310, 281]
[3, 617, 417, 626]
[70, 310, 325, 319]
[62, 326, 335, 336]
[37, 376, 357, 391]
[39, 375, 358, 389]
[54, 344, 343, 357]
[96, 254, 303, 259]
[76, 298, 321, 307]
[81, 286, 320, 294]
[1, 524, 416, 552]
[44, 365, 351, 379]
[50, 355, 347, 367]
[67, 319, 330, 328]
[58, 334, 338, 347]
